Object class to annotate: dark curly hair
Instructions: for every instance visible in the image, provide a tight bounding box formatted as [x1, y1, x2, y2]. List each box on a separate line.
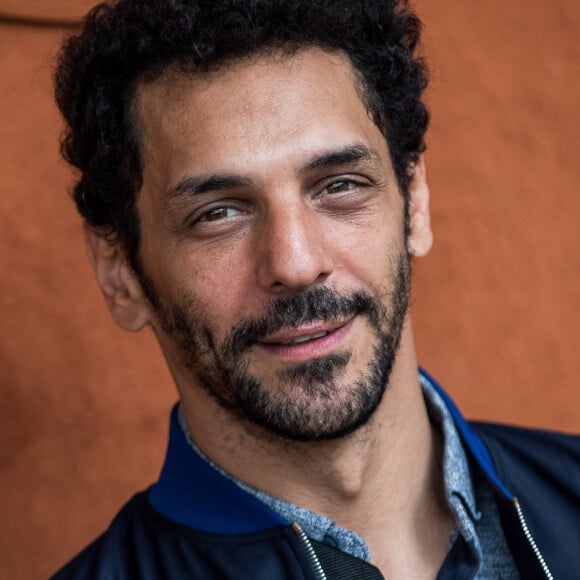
[54, 0, 429, 284]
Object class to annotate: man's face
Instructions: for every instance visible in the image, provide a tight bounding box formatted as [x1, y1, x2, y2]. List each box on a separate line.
[133, 49, 415, 441]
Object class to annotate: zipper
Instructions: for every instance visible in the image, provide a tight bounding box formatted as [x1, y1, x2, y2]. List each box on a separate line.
[294, 500, 553, 580]
[292, 522, 327, 580]
[512, 497, 554, 580]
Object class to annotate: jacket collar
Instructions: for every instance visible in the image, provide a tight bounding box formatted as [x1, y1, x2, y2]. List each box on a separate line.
[148, 404, 287, 534]
[149, 368, 512, 533]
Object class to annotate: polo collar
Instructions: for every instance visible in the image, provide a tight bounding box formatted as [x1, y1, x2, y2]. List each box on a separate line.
[420, 368, 513, 501]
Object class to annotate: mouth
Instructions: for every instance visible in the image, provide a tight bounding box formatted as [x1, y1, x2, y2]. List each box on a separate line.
[277, 330, 331, 345]
[261, 330, 334, 345]
[255, 317, 355, 360]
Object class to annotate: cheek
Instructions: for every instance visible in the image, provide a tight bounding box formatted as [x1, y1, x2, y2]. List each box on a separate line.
[176, 243, 258, 327]
[327, 210, 405, 281]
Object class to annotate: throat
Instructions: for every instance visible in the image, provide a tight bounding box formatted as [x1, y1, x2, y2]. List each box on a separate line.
[265, 426, 381, 512]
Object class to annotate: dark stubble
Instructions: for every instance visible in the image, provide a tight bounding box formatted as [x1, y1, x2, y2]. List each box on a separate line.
[154, 250, 411, 442]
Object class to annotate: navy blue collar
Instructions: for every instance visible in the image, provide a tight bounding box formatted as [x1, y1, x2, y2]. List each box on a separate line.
[148, 405, 287, 534]
[149, 368, 512, 534]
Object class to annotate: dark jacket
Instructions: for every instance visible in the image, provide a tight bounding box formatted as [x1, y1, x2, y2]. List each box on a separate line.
[52, 370, 580, 579]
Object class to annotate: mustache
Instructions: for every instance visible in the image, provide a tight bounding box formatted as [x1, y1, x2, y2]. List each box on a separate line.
[223, 286, 382, 357]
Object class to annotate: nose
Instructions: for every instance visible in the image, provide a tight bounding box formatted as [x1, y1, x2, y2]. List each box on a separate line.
[255, 203, 335, 293]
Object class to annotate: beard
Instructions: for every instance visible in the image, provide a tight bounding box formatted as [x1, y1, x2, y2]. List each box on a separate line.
[153, 249, 411, 442]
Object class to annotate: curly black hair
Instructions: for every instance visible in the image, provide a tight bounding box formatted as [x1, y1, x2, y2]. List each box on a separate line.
[54, 0, 429, 282]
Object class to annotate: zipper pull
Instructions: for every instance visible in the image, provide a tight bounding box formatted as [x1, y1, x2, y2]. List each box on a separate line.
[292, 523, 327, 580]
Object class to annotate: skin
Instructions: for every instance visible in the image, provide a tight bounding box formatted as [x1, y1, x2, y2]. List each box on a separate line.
[86, 48, 451, 577]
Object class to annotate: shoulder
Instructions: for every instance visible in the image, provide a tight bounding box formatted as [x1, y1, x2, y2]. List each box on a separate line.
[50, 489, 309, 580]
[51, 490, 221, 579]
[470, 422, 580, 578]
[469, 421, 580, 562]
[469, 420, 580, 489]
[50, 492, 150, 580]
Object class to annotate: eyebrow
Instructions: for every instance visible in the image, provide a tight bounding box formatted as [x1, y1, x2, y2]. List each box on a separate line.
[167, 174, 254, 202]
[165, 143, 381, 203]
[298, 143, 381, 174]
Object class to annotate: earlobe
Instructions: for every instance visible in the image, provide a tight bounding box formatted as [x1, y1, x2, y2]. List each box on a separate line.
[84, 225, 152, 332]
[407, 155, 433, 258]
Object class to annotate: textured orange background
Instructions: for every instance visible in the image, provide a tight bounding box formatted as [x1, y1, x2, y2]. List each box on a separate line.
[1, 1, 578, 578]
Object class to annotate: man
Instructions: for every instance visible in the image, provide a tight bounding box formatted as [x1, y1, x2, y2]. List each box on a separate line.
[52, 0, 579, 578]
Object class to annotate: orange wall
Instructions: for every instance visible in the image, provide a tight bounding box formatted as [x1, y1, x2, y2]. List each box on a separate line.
[1, 2, 578, 578]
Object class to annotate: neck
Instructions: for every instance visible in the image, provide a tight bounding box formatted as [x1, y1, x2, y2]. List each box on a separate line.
[175, 321, 452, 576]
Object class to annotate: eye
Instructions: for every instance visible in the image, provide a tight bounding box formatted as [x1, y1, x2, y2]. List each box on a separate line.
[312, 174, 376, 215]
[198, 206, 242, 222]
[324, 180, 356, 194]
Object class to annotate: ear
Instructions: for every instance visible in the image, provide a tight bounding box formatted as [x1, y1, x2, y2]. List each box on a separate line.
[407, 155, 433, 257]
[84, 224, 152, 332]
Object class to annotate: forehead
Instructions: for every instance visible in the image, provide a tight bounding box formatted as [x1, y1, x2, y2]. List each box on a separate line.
[134, 48, 388, 191]
[136, 48, 365, 123]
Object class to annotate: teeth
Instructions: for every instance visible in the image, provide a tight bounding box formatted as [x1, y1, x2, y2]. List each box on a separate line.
[282, 331, 328, 345]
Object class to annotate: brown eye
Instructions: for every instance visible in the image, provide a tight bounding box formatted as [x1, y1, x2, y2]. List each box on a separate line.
[201, 207, 240, 222]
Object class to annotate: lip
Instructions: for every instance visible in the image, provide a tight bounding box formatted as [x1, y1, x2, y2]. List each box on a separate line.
[256, 317, 355, 361]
